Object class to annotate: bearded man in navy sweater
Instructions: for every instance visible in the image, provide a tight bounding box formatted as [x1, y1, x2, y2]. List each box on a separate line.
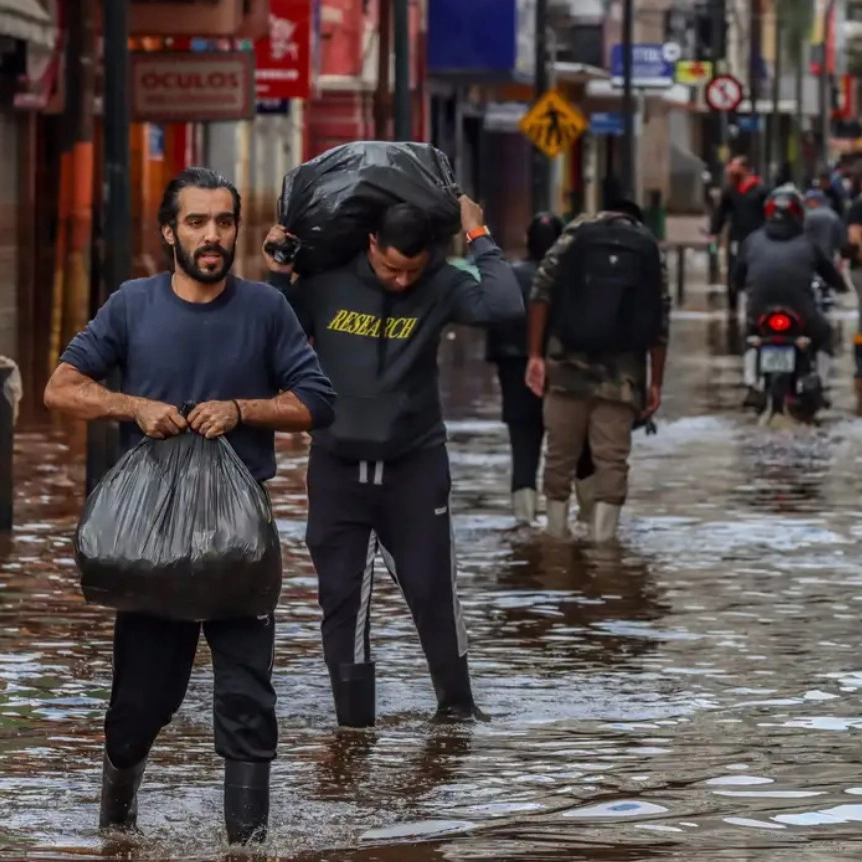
[44, 167, 335, 845]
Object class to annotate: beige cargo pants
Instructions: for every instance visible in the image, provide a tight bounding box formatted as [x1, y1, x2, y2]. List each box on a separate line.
[542, 390, 635, 506]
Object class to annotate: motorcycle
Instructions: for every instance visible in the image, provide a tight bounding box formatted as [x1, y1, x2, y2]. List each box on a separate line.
[745, 306, 826, 424]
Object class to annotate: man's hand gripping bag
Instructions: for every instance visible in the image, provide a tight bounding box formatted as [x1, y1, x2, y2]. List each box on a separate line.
[74, 433, 283, 621]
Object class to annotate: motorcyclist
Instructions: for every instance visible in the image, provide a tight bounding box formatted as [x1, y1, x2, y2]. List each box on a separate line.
[735, 184, 847, 407]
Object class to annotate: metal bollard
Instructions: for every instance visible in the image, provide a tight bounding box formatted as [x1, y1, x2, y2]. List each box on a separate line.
[676, 245, 685, 306]
[0, 366, 13, 532]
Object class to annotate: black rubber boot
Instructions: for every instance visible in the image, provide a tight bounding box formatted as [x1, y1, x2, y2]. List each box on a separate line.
[430, 655, 489, 723]
[329, 661, 376, 728]
[99, 752, 146, 831]
[742, 387, 764, 409]
[224, 760, 270, 846]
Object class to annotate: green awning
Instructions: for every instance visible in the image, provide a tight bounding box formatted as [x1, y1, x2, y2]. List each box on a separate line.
[0, 0, 54, 48]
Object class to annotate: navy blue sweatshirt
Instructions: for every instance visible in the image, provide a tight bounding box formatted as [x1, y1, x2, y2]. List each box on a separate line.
[269, 235, 523, 461]
[60, 272, 336, 481]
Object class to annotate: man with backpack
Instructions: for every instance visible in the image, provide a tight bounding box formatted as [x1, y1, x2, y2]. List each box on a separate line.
[525, 199, 670, 542]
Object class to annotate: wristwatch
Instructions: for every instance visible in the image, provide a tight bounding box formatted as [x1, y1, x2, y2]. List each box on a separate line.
[465, 225, 491, 243]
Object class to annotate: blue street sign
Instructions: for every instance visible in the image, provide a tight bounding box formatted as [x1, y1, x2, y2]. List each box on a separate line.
[610, 43, 674, 88]
[256, 99, 291, 116]
[589, 112, 624, 136]
[736, 114, 761, 133]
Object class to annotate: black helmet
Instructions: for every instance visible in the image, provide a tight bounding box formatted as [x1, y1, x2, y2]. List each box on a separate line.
[526, 212, 564, 260]
[764, 183, 805, 226]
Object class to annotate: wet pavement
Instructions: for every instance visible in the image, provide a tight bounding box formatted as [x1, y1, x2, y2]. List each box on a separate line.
[5, 304, 862, 861]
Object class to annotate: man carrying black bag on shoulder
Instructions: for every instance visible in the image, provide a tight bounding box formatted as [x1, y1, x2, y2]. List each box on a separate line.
[263, 195, 523, 727]
[44, 167, 335, 844]
[526, 199, 670, 543]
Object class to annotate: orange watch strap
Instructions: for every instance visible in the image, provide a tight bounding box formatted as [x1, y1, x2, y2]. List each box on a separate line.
[466, 225, 490, 242]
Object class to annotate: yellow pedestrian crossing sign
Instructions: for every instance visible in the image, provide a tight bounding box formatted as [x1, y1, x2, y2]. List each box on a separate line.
[519, 90, 587, 158]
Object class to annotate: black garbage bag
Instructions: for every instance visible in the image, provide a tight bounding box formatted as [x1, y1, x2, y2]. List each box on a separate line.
[74, 431, 283, 622]
[278, 140, 461, 276]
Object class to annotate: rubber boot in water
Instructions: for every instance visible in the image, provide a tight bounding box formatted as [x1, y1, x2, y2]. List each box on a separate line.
[224, 760, 270, 845]
[511, 488, 537, 524]
[430, 655, 489, 723]
[99, 752, 146, 831]
[545, 499, 571, 539]
[329, 661, 376, 728]
[591, 502, 621, 543]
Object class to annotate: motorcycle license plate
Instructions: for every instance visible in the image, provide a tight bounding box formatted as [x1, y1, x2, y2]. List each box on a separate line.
[760, 346, 796, 373]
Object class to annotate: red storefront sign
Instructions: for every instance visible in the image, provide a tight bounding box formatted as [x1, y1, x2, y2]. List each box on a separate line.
[254, 0, 312, 101]
[130, 52, 256, 122]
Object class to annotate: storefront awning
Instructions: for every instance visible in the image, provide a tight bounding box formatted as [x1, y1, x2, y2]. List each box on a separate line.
[586, 79, 693, 108]
[553, 62, 610, 84]
[0, 0, 54, 48]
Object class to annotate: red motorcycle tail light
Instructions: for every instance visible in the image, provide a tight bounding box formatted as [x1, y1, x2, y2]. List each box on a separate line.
[767, 313, 792, 332]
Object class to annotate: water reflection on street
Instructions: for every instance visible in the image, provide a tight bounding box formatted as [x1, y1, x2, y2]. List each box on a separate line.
[5, 310, 862, 860]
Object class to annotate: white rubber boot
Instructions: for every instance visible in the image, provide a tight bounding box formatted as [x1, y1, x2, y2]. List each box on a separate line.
[512, 488, 537, 525]
[545, 499, 571, 539]
[591, 502, 621, 543]
[574, 475, 597, 523]
[743, 348, 758, 386]
[816, 351, 831, 387]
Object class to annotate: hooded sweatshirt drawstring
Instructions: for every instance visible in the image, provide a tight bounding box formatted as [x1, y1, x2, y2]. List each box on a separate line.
[377, 290, 396, 374]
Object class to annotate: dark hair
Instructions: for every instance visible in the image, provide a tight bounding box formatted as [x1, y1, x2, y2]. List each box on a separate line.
[376, 203, 433, 257]
[606, 198, 644, 223]
[526, 212, 563, 260]
[157, 166, 242, 232]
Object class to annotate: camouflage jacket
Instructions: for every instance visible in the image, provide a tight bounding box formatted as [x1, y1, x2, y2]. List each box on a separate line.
[529, 213, 671, 412]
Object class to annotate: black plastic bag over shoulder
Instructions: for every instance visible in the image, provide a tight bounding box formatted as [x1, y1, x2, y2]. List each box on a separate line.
[278, 140, 461, 276]
[74, 432, 283, 622]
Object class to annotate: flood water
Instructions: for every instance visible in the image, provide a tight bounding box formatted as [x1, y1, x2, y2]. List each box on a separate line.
[5, 304, 862, 861]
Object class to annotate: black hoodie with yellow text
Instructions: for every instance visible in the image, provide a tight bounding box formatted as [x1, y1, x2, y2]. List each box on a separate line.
[269, 235, 523, 462]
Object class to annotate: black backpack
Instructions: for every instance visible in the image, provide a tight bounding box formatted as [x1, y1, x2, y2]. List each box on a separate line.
[550, 215, 664, 354]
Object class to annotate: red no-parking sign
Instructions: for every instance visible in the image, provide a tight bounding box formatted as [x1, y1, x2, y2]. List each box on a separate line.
[705, 74, 744, 112]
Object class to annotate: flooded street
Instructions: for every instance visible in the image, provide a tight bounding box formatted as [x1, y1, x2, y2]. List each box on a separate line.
[6, 306, 862, 861]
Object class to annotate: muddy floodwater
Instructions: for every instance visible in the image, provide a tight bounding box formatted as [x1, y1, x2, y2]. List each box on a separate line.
[5, 306, 862, 861]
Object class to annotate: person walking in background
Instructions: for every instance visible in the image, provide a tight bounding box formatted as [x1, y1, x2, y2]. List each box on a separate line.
[526, 199, 670, 543]
[804, 188, 847, 264]
[813, 165, 846, 217]
[844, 185, 862, 384]
[485, 212, 563, 525]
[708, 155, 768, 311]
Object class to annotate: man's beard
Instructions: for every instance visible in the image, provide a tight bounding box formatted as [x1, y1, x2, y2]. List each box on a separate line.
[175, 241, 236, 284]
